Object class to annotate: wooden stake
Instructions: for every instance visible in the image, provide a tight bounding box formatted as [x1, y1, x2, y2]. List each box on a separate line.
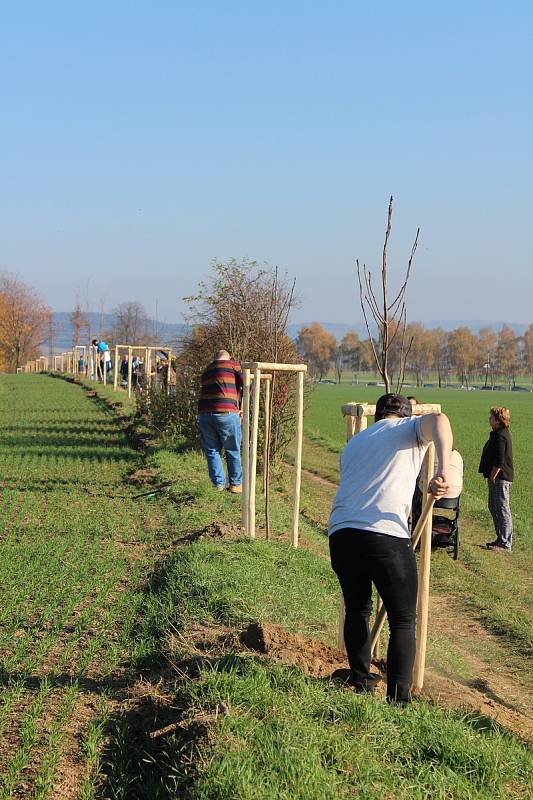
[263, 378, 271, 539]
[127, 346, 133, 399]
[338, 595, 346, 650]
[167, 349, 172, 395]
[248, 368, 261, 539]
[412, 442, 435, 691]
[145, 348, 151, 387]
[291, 370, 304, 548]
[241, 369, 251, 532]
[369, 492, 436, 653]
[373, 595, 383, 659]
[262, 379, 270, 493]
[346, 414, 356, 441]
[114, 346, 119, 391]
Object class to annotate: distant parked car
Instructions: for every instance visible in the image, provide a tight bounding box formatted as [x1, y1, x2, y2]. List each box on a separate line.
[318, 379, 336, 384]
[512, 385, 529, 392]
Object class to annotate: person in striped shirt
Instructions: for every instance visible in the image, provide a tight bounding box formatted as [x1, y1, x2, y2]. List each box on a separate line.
[198, 350, 243, 492]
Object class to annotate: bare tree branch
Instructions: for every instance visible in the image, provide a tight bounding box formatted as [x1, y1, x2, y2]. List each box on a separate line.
[356, 198, 419, 392]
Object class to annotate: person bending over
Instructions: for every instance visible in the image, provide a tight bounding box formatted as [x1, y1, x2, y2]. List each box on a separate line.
[198, 350, 243, 493]
[328, 393, 453, 703]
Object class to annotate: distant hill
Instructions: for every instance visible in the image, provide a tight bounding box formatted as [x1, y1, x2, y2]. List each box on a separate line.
[46, 313, 528, 353]
[46, 312, 188, 352]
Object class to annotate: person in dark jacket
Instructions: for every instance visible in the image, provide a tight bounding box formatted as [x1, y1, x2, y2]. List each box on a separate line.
[479, 406, 514, 551]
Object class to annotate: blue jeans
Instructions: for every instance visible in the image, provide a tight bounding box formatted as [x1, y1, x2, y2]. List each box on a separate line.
[198, 412, 242, 487]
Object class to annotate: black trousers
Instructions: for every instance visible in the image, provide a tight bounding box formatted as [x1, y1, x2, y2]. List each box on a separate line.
[329, 529, 418, 702]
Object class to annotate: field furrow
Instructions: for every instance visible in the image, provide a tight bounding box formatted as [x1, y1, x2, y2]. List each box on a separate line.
[0, 375, 163, 798]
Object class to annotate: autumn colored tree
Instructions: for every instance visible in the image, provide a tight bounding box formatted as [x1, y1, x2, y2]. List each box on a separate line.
[447, 326, 478, 388]
[427, 327, 449, 388]
[405, 322, 434, 387]
[523, 322, 533, 388]
[297, 322, 336, 380]
[477, 326, 498, 387]
[0, 273, 51, 372]
[496, 324, 520, 390]
[339, 331, 362, 380]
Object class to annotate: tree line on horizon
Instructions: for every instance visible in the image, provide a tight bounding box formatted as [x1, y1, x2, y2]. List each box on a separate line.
[0, 272, 161, 372]
[1, 270, 532, 391]
[297, 320, 533, 390]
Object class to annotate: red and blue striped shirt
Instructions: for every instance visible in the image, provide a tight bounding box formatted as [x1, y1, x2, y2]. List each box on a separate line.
[198, 358, 243, 413]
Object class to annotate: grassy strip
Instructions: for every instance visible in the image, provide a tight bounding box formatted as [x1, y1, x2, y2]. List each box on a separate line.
[5, 375, 530, 798]
[97, 445, 532, 799]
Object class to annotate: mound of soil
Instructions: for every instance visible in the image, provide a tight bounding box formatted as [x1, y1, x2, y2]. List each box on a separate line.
[240, 621, 349, 678]
[127, 468, 158, 486]
[182, 522, 239, 544]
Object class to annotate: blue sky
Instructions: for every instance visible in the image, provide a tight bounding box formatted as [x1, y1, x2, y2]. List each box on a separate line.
[1, 1, 532, 326]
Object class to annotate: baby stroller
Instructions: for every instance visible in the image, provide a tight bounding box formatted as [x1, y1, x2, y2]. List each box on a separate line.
[431, 495, 460, 560]
[411, 487, 461, 560]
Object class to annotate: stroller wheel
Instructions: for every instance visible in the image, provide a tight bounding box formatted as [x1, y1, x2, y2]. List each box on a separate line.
[453, 525, 460, 560]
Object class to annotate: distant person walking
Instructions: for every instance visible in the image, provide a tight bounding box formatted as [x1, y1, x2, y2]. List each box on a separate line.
[479, 406, 514, 551]
[198, 350, 243, 493]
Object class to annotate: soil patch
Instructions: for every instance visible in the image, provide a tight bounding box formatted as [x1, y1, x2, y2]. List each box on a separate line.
[127, 467, 158, 487]
[422, 671, 533, 743]
[240, 620, 532, 740]
[49, 693, 99, 800]
[240, 621, 348, 678]
[179, 521, 240, 544]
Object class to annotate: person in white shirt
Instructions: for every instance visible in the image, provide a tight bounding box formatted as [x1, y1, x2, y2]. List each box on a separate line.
[328, 393, 453, 703]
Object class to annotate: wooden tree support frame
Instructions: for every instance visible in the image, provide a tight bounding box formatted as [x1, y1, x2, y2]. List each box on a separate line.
[28, 343, 173, 392]
[111, 345, 173, 398]
[338, 401, 441, 691]
[241, 362, 307, 548]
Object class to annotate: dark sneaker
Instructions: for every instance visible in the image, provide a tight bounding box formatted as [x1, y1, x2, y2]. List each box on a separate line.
[330, 670, 381, 693]
[485, 540, 500, 549]
[330, 668, 352, 685]
[487, 543, 511, 552]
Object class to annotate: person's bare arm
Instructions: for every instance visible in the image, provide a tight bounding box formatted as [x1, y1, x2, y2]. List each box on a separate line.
[419, 413, 453, 497]
[490, 465, 501, 482]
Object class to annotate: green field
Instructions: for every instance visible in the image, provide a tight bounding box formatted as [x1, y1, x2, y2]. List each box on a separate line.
[0, 375, 174, 798]
[305, 384, 532, 546]
[0, 374, 531, 798]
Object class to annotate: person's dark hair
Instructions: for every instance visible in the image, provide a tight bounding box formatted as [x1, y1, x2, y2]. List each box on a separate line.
[375, 393, 413, 422]
[91, 339, 98, 346]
